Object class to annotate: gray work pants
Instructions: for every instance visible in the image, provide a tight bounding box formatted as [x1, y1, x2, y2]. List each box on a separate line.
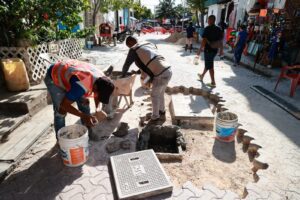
[151, 69, 172, 119]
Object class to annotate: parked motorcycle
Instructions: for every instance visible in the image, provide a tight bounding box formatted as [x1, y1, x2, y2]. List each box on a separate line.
[113, 27, 133, 44]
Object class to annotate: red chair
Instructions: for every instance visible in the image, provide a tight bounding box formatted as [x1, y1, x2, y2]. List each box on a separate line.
[274, 65, 300, 97]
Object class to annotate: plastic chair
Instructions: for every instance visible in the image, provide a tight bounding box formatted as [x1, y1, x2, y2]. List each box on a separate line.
[274, 65, 300, 97]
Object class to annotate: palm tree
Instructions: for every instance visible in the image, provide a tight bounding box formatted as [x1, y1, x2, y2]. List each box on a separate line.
[187, 0, 206, 27]
[155, 0, 177, 19]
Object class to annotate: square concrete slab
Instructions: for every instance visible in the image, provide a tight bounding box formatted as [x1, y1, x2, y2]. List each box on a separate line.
[0, 162, 13, 180]
[110, 149, 173, 200]
[170, 94, 214, 130]
[0, 113, 28, 138]
[0, 84, 48, 115]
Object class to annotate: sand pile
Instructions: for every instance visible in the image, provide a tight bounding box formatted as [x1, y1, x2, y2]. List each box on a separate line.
[165, 32, 185, 43]
[175, 37, 187, 45]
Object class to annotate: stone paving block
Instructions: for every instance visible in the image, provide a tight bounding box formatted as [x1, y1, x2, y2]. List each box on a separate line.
[89, 171, 110, 186]
[173, 189, 197, 200]
[245, 182, 270, 199]
[223, 190, 240, 200]
[59, 185, 85, 200]
[248, 139, 263, 151]
[242, 132, 254, 144]
[172, 188, 184, 198]
[182, 181, 205, 197]
[198, 190, 217, 200]
[203, 183, 226, 198]
[71, 193, 84, 200]
[74, 177, 95, 194]
[253, 149, 269, 170]
[83, 186, 111, 200]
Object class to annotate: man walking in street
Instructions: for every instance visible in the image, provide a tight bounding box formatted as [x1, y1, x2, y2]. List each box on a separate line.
[122, 36, 172, 123]
[234, 25, 248, 66]
[44, 60, 115, 140]
[136, 21, 142, 36]
[196, 15, 223, 88]
[185, 22, 195, 53]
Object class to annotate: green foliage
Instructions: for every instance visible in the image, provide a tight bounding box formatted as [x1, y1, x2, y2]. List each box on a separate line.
[155, 0, 177, 19]
[0, 0, 90, 47]
[187, 0, 206, 12]
[187, 0, 206, 27]
[155, 0, 189, 19]
[133, 3, 152, 20]
[75, 27, 96, 38]
[90, 0, 134, 26]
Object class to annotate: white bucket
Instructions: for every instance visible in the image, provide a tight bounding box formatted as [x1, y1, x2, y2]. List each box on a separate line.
[216, 112, 238, 142]
[58, 124, 89, 167]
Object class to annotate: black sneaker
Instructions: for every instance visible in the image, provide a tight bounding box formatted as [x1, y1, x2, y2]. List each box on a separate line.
[159, 110, 166, 120]
[159, 110, 166, 116]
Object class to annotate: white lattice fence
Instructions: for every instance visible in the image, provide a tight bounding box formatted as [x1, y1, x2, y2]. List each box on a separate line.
[0, 39, 83, 84]
[27, 44, 49, 83]
[58, 39, 83, 59]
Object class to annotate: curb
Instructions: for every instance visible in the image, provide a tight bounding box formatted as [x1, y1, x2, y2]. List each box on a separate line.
[223, 52, 275, 77]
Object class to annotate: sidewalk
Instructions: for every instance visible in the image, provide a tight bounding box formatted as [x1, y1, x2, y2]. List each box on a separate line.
[223, 49, 281, 78]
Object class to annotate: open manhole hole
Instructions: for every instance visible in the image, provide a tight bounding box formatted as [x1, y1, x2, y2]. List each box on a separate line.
[136, 125, 186, 162]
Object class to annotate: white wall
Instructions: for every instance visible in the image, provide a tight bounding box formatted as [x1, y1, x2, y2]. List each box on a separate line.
[206, 4, 222, 26]
[235, 0, 248, 26]
[103, 11, 115, 24]
[245, 0, 256, 12]
[274, 0, 286, 9]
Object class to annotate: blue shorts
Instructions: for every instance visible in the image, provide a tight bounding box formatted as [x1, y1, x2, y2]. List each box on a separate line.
[204, 51, 217, 70]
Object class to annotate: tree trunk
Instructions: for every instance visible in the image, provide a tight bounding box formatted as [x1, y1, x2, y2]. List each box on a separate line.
[195, 10, 200, 26]
[200, 12, 205, 28]
[92, 11, 97, 27]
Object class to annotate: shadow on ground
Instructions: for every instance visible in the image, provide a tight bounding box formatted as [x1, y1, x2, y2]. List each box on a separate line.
[212, 140, 236, 163]
[222, 65, 300, 147]
[0, 107, 139, 200]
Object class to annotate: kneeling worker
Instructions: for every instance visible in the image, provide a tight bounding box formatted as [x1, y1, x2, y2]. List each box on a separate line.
[122, 36, 172, 122]
[44, 59, 115, 140]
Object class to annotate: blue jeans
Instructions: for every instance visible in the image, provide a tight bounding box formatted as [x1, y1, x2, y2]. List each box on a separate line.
[234, 45, 245, 64]
[44, 72, 90, 137]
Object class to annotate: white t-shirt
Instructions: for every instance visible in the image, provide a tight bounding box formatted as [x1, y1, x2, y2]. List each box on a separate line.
[136, 23, 142, 30]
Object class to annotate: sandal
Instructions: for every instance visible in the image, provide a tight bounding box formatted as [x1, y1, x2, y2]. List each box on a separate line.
[206, 83, 216, 88]
[197, 73, 203, 82]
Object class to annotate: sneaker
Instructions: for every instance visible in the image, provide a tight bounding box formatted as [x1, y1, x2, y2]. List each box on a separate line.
[147, 118, 160, 125]
[159, 110, 166, 116]
[206, 83, 216, 88]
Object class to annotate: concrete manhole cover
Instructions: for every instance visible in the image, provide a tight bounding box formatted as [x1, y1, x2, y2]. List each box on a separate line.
[110, 149, 173, 200]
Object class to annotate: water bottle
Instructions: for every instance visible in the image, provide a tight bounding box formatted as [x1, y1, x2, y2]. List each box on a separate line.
[194, 56, 200, 65]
